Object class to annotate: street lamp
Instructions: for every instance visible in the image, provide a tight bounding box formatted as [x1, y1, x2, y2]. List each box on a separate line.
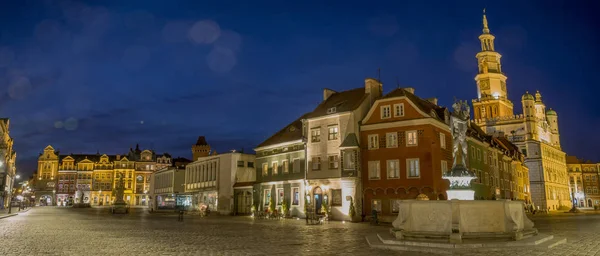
[7, 174, 21, 214]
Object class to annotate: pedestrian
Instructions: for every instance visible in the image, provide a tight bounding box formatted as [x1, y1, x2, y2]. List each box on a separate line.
[178, 207, 184, 222]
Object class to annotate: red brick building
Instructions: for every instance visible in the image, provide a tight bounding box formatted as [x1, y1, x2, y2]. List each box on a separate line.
[360, 88, 452, 222]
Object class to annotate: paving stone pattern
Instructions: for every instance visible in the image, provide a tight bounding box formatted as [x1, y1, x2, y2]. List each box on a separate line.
[0, 207, 599, 256]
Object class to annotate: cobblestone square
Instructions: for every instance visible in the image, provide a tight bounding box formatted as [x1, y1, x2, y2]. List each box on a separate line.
[1, 207, 599, 256]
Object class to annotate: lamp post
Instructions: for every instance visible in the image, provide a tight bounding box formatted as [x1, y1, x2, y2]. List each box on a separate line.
[8, 174, 20, 214]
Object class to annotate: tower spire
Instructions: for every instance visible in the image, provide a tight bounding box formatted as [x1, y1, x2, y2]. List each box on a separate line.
[482, 8, 490, 34]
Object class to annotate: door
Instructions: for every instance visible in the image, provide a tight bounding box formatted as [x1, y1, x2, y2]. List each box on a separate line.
[314, 187, 323, 214]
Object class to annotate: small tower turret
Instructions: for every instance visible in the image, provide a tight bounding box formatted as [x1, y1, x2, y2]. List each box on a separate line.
[546, 109, 561, 148]
[521, 91, 538, 141]
[192, 136, 211, 161]
[534, 90, 546, 121]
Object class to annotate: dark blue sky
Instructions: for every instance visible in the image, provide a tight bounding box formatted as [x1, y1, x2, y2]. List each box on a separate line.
[0, 0, 598, 177]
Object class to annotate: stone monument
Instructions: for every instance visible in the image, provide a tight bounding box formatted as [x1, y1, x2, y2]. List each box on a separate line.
[442, 99, 477, 200]
[111, 174, 129, 214]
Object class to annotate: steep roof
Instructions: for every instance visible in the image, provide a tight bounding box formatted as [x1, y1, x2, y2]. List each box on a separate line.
[195, 136, 209, 145]
[256, 113, 309, 149]
[566, 155, 580, 164]
[304, 87, 367, 119]
[382, 88, 446, 122]
[340, 133, 359, 148]
[60, 154, 118, 163]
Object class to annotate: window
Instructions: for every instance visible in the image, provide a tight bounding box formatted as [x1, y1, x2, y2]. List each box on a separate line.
[441, 160, 448, 177]
[393, 103, 404, 117]
[277, 188, 284, 205]
[262, 163, 268, 176]
[594, 187, 598, 194]
[391, 200, 401, 213]
[372, 199, 382, 213]
[282, 160, 289, 173]
[331, 189, 342, 206]
[477, 149, 482, 160]
[387, 160, 400, 179]
[406, 131, 417, 146]
[312, 157, 321, 170]
[471, 146, 476, 158]
[386, 132, 398, 148]
[272, 162, 279, 175]
[328, 155, 339, 169]
[328, 126, 339, 140]
[368, 161, 380, 180]
[381, 105, 391, 118]
[484, 152, 487, 164]
[586, 176, 590, 182]
[247, 162, 254, 168]
[292, 187, 299, 205]
[440, 133, 446, 149]
[311, 128, 321, 142]
[407, 158, 420, 178]
[343, 151, 356, 170]
[237, 161, 244, 167]
[368, 134, 379, 149]
[293, 159, 301, 173]
[264, 189, 271, 206]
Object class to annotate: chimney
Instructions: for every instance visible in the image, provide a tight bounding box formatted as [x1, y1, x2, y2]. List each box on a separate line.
[365, 78, 383, 105]
[323, 88, 336, 101]
[426, 97, 438, 105]
[402, 87, 415, 94]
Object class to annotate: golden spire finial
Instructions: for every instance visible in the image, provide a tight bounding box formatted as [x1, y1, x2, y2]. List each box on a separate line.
[482, 8, 490, 34]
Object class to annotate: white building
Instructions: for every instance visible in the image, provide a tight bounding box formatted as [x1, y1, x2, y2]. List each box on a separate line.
[184, 152, 255, 215]
[470, 12, 570, 211]
[150, 166, 188, 211]
[304, 78, 381, 221]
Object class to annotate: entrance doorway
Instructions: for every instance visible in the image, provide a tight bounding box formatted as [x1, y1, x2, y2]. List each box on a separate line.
[313, 187, 323, 214]
[236, 191, 252, 214]
[588, 199, 593, 208]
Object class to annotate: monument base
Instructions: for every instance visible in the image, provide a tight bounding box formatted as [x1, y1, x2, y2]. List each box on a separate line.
[446, 190, 475, 200]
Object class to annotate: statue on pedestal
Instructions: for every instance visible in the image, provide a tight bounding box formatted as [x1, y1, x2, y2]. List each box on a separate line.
[443, 99, 476, 199]
[111, 174, 129, 214]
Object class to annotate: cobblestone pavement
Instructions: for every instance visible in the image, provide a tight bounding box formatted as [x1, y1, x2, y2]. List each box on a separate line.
[0, 207, 599, 256]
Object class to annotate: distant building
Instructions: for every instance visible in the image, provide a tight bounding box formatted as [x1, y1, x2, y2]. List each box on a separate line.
[566, 156, 600, 208]
[150, 157, 191, 211]
[192, 136, 211, 161]
[34, 144, 170, 206]
[184, 152, 255, 215]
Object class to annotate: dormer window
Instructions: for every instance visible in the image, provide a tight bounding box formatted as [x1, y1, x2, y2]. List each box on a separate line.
[327, 107, 336, 114]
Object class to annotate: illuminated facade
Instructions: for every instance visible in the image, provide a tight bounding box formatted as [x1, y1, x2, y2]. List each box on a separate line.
[470, 12, 570, 211]
[0, 118, 17, 209]
[566, 156, 600, 208]
[35, 144, 170, 206]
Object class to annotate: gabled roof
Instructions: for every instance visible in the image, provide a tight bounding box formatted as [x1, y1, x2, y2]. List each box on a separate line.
[340, 133, 359, 148]
[381, 88, 446, 122]
[304, 87, 367, 119]
[256, 113, 309, 149]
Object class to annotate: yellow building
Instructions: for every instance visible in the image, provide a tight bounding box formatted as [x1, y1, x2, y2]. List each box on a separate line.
[1, 118, 17, 209]
[35, 144, 170, 206]
[470, 11, 570, 211]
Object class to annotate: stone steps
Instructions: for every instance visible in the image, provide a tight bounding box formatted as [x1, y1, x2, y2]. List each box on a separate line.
[366, 232, 567, 253]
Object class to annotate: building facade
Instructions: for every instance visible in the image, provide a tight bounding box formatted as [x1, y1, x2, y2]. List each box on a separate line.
[566, 156, 600, 208]
[253, 114, 307, 217]
[151, 165, 190, 211]
[185, 152, 255, 215]
[304, 78, 382, 221]
[0, 118, 17, 209]
[35, 144, 170, 206]
[360, 87, 452, 222]
[470, 12, 570, 211]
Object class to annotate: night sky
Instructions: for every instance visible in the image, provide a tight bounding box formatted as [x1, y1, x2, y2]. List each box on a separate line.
[0, 0, 598, 177]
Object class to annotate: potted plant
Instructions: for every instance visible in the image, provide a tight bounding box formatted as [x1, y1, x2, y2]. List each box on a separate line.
[281, 200, 289, 218]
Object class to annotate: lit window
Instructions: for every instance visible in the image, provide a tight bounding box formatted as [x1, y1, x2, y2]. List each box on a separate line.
[441, 160, 448, 177]
[386, 132, 398, 148]
[343, 151, 356, 170]
[381, 105, 391, 119]
[277, 188, 284, 205]
[407, 158, 420, 178]
[282, 160, 289, 173]
[368, 134, 379, 149]
[264, 189, 271, 206]
[237, 161, 244, 167]
[387, 160, 399, 179]
[328, 155, 339, 169]
[292, 187, 299, 205]
[272, 162, 279, 175]
[368, 161, 380, 180]
[406, 131, 417, 146]
[440, 133, 446, 149]
[328, 126, 339, 140]
[262, 163, 268, 176]
[393, 103, 404, 117]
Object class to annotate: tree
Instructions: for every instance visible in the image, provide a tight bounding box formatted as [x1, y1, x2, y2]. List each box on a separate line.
[268, 194, 275, 213]
[281, 200, 289, 217]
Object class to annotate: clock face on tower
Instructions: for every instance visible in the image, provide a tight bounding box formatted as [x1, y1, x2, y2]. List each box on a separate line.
[480, 80, 490, 90]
